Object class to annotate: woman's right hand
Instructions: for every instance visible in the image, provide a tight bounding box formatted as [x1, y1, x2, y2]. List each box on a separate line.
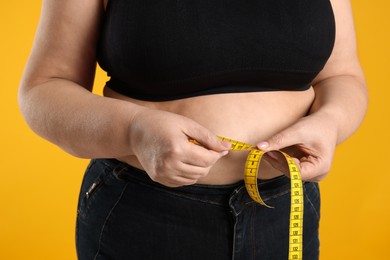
[127, 108, 232, 187]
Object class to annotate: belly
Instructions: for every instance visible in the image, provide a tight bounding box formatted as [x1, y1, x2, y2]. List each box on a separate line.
[104, 87, 315, 184]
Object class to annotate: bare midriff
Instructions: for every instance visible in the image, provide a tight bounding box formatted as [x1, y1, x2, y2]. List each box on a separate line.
[104, 86, 315, 185]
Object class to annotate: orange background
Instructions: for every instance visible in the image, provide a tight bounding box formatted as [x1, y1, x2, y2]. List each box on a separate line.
[1, 1, 389, 259]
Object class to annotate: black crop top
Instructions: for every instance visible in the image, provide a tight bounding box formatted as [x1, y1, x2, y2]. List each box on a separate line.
[97, 0, 335, 101]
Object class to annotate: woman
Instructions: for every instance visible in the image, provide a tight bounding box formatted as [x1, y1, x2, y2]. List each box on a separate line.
[18, 0, 367, 259]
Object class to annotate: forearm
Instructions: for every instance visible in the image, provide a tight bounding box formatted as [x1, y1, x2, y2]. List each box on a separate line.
[18, 79, 143, 158]
[310, 74, 368, 144]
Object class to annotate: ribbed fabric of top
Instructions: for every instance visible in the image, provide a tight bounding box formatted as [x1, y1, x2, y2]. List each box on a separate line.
[97, 0, 335, 101]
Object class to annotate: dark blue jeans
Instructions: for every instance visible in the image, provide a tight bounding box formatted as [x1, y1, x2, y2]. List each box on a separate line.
[76, 159, 320, 260]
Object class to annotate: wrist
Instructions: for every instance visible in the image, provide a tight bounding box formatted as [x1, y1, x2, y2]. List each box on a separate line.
[126, 105, 150, 156]
[306, 107, 340, 145]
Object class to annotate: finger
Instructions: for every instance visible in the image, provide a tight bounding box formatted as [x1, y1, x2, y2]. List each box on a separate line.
[153, 174, 199, 187]
[265, 153, 320, 181]
[152, 160, 214, 186]
[172, 163, 212, 180]
[299, 162, 320, 181]
[280, 145, 313, 159]
[298, 157, 330, 182]
[264, 152, 317, 181]
[183, 142, 228, 167]
[159, 179, 197, 188]
[263, 152, 290, 174]
[184, 126, 231, 152]
[256, 125, 302, 151]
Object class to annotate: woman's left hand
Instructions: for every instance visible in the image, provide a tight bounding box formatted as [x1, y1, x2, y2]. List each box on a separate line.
[256, 111, 338, 182]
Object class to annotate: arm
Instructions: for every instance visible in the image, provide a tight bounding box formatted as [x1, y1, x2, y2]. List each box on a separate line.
[310, 0, 367, 144]
[18, 0, 136, 158]
[257, 0, 368, 181]
[18, 0, 230, 186]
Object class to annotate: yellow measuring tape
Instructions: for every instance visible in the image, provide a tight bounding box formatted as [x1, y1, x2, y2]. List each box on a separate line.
[190, 136, 304, 260]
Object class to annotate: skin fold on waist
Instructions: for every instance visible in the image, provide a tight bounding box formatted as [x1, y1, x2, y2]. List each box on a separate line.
[104, 86, 315, 185]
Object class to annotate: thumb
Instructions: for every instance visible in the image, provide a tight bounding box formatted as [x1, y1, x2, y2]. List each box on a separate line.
[186, 127, 231, 152]
[256, 126, 300, 151]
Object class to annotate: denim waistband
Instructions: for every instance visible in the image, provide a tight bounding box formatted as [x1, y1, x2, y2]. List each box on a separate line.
[98, 158, 289, 197]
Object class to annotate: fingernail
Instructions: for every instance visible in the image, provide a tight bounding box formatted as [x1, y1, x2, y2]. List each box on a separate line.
[257, 142, 269, 150]
[221, 151, 229, 156]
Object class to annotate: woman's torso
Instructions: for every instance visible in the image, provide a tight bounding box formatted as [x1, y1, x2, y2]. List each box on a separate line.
[104, 87, 314, 184]
[99, 0, 335, 184]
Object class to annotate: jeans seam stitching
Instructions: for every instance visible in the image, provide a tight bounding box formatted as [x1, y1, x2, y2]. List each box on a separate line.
[257, 188, 290, 203]
[93, 183, 129, 260]
[304, 184, 320, 220]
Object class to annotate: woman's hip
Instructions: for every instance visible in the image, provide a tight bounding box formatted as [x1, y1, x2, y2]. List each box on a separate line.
[75, 158, 320, 260]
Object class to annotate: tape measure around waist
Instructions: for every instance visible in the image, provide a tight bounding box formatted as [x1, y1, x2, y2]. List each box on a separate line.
[190, 136, 304, 260]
